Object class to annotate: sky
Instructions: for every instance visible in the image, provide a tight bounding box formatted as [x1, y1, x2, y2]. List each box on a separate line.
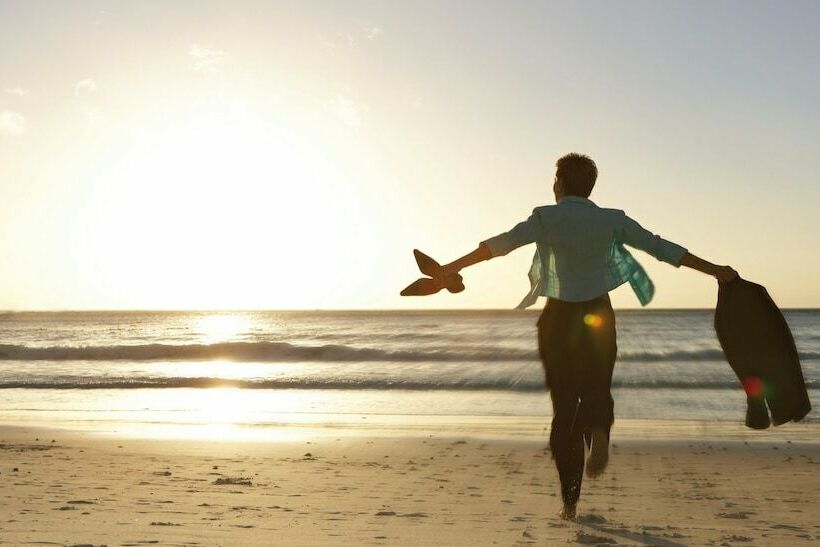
[1, 0, 818, 310]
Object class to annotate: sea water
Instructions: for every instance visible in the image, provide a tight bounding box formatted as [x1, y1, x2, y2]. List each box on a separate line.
[0, 310, 817, 436]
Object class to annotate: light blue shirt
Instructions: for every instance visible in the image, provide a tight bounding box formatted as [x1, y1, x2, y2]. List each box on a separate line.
[481, 196, 688, 308]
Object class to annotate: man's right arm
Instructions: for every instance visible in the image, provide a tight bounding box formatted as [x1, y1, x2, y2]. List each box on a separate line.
[619, 215, 688, 266]
[620, 214, 737, 281]
[679, 252, 738, 282]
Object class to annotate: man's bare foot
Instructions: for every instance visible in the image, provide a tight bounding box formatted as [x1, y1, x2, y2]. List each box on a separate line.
[558, 504, 577, 521]
[585, 427, 609, 478]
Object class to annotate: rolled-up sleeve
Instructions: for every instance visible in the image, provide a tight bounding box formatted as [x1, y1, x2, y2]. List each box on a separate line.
[481, 209, 541, 257]
[620, 215, 687, 266]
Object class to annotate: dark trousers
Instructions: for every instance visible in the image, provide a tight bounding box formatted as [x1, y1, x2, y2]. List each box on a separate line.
[537, 295, 617, 507]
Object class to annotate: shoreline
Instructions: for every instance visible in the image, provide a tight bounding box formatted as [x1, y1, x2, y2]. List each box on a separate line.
[2, 415, 819, 444]
[1, 424, 819, 545]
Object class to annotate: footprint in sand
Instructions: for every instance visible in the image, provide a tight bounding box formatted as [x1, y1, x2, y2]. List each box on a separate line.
[400, 512, 428, 518]
[717, 511, 754, 519]
[722, 534, 752, 542]
[771, 523, 805, 531]
[213, 477, 252, 486]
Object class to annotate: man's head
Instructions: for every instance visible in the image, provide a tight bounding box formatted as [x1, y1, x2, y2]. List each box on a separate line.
[553, 153, 597, 200]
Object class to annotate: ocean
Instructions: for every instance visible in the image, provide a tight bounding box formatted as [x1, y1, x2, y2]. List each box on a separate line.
[0, 310, 817, 437]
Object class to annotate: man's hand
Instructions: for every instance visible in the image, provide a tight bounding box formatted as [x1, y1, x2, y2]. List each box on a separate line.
[400, 250, 466, 296]
[714, 265, 739, 283]
[440, 264, 459, 278]
[681, 252, 739, 282]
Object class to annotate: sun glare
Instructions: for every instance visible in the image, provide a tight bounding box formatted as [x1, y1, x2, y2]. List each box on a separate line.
[195, 313, 251, 343]
[78, 108, 361, 308]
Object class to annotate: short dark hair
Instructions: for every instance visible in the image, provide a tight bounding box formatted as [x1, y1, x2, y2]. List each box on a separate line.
[555, 153, 597, 197]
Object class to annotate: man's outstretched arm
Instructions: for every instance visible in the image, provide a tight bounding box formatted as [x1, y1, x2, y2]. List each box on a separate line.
[440, 210, 541, 277]
[619, 215, 738, 283]
[680, 252, 738, 282]
[441, 243, 493, 277]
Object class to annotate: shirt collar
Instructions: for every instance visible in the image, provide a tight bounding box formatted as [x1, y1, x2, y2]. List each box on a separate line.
[557, 195, 597, 207]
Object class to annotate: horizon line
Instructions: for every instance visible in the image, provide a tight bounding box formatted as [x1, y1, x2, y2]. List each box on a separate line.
[2, 307, 819, 313]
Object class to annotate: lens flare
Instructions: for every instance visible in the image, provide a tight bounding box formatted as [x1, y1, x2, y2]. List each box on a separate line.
[743, 376, 764, 398]
[583, 313, 603, 328]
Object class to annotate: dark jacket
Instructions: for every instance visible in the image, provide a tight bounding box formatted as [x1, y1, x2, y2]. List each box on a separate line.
[715, 278, 811, 428]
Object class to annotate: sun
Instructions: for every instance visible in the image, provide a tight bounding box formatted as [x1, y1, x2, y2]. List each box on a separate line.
[79, 108, 360, 309]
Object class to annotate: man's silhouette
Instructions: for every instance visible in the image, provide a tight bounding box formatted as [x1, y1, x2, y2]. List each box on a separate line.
[438, 153, 737, 520]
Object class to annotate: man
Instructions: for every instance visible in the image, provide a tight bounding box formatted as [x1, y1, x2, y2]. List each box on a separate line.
[439, 153, 737, 520]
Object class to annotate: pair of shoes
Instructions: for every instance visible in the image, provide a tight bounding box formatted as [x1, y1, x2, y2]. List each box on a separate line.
[585, 428, 609, 478]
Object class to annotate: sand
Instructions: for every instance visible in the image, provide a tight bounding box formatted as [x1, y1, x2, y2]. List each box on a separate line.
[1, 423, 819, 546]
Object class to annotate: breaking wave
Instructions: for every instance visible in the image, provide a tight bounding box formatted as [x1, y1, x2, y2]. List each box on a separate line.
[4, 376, 816, 391]
[0, 342, 818, 363]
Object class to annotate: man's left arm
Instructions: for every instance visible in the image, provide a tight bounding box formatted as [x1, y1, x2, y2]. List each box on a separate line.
[441, 243, 493, 276]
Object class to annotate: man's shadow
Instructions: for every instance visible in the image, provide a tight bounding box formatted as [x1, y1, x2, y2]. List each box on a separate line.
[575, 514, 687, 547]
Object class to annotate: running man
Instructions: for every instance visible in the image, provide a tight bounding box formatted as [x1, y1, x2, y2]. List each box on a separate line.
[437, 153, 738, 520]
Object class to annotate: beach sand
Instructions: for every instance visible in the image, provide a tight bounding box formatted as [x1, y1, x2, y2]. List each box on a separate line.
[1, 423, 819, 546]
